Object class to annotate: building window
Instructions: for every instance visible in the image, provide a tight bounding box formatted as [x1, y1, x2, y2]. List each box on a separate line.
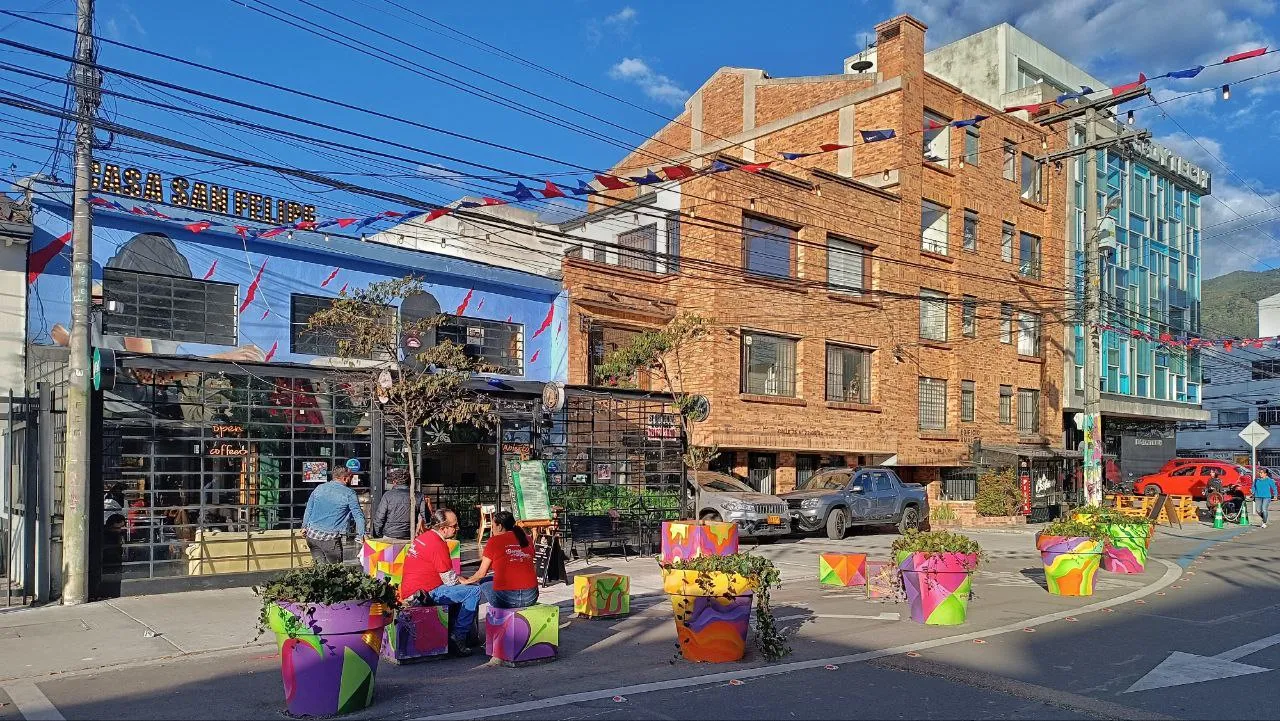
[962, 296, 977, 337]
[290, 294, 395, 358]
[964, 127, 980, 166]
[999, 385, 1013, 424]
[741, 332, 796, 397]
[1017, 311, 1041, 356]
[826, 344, 872, 404]
[1218, 408, 1250, 427]
[617, 224, 658, 273]
[920, 289, 948, 342]
[666, 212, 681, 273]
[1019, 231, 1041, 278]
[1252, 359, 1280, 381]
[1259, 404, 1280, 426]
[924, 110, 950, 166]
[438, 316, 525, 375]
[743, 215, 795, 279]
[963, 209, 979, 252]
[921, 200, 949, 255]
[1003, 140, 1017, 180]
[1000, 304, 1013, 344]
[103, 267, 238, 346]
[1017, 388, 1039, 435]
[919, 377, 947, 430]
[827, 235, 870, 294]
[1001, 222, 1014, 262]
[1021, 153, 1042, 202]
[961, 380, 975, 422]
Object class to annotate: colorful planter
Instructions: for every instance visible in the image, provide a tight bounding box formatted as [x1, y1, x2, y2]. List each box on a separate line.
[574, 573, 631, 618]
[1101, 523, 1152, 574]
[1037, 535, 1103, 596]
[381, 605, 448, 664]
[895, 551, 977, 626]
[660, 521, 739, 563]
[360, 538, 410, 586]
[269, 600, 392, 717]
[661, 569, 755, 663]
[819, 553, 868, 587]
[485, 604, 560, 665]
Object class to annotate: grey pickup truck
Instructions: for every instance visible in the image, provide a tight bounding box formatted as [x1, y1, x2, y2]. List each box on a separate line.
[780, 467, 928, 539]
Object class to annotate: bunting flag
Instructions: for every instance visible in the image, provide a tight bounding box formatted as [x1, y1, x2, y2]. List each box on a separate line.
[708, 160, 734, 173]
[1112, 72, 1148, 95]
[1055, 87, 1094, 103]
[424, 208, 451, 222]
[1161, 65, 1204, 80]
[1093, 322, 1280, 352]
[1224, 47, 1267, 63]
[595, 174, 628, 190]
[541, 180, 566, 198]
[662, 164, 695, 180]
[740, 162, 772, 173]
[629, 170, 663, 185]
[859, 129, 896, 143]
[819, 143, 852, 152]
[782, 151, 818, 160]
[503, 182, 536, 201]
[1003, 103, 1042, 113]
[571, 180, 595, 196]
[184, 220, 212, 234]
[27, 231, 71, 285]
[950, 115, 988, 128]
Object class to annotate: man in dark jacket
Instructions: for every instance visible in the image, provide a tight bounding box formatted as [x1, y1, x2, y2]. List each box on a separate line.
[372, 468, 412, 539]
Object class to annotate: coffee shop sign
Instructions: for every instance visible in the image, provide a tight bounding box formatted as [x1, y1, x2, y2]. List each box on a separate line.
[92, 163, 317, 225]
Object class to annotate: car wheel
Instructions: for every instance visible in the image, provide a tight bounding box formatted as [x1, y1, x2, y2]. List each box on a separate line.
[825, 508, 848, 540]
[700, 510, 722, 522]
[1142, 484, 1161, 497]
[898, 506, 921, 534]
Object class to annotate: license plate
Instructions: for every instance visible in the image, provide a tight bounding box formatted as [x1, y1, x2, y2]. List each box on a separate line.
[767, 515, 781, 525]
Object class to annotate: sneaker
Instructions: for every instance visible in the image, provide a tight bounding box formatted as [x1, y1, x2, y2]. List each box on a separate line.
[1263, 522, 1268, 528]
[449, 636, 474, 657]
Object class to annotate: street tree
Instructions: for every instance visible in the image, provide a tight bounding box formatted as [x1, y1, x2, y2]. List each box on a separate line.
[305, 277, 496, 535]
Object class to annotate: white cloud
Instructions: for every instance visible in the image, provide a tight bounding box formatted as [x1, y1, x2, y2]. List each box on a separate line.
[586, 6, 637, 47]
[603, 7, 637, 26]
[609, 58, 689, 106]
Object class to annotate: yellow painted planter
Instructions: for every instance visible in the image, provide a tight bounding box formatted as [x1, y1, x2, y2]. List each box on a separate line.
[661, 569, 756, 596]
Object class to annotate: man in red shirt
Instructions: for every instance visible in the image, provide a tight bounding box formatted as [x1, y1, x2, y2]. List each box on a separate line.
[400, 508, 481, 656]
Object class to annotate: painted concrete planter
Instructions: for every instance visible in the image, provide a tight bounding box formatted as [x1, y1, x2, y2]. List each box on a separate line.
[1101, 523, 1152, 574]
[895, 551, 977, 626]
[1037, 535, 1103, 596]
[661, 569, 755, 663]
[269, 600, 392, 717]
[660, 521, 739, 563]
[574, 572, 631, 618]
[381, 605, 448, 664]
[485, 604, 560, 665]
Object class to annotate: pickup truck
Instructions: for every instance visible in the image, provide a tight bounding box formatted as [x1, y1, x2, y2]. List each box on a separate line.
[780, 467, 928, 539]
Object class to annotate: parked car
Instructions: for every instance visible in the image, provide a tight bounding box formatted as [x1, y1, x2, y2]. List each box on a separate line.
[1133, 459, 1253, 499]
[687, 472, 790, 539]
[780, 467, 928, 539]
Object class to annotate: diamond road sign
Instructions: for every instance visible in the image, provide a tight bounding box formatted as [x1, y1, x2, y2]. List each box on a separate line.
[1239, 421, 1271, 449]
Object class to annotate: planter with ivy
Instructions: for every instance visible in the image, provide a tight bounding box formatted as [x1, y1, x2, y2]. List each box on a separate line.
[1036, 518, 1105, 596]
[659, 553, 790, 663]
[891, 530, 982, 626]
[255, 564, 398, 717]
[1074, 505, 1155, 574]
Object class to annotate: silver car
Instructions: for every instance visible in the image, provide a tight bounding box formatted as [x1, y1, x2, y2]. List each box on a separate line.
[688, 472, 790, 539]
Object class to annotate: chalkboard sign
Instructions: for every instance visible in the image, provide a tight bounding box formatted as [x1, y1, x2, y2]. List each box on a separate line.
[533, 533, 566, 586]
[1146, 493, 1181, 527]
[505, 458, 552, 522]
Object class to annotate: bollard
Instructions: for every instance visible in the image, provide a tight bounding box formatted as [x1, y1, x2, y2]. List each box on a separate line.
[1213, 503, 1224, 529]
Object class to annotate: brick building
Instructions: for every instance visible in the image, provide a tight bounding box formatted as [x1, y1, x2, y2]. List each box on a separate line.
[560, 14, 1069, 498]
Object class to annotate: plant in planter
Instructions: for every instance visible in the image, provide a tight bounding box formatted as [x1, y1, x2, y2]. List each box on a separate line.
[1073, 505, 1155, 574]
[255, 564, 399, 717]
[658, 553, 790, 663]
[1036, 517, 1106, 596]
[890, 530, 982, 626]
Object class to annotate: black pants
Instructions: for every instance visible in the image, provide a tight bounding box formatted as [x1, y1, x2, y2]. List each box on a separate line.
[306, 536, 344, 565]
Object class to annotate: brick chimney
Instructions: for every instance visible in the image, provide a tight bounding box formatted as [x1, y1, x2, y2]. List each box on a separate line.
[872, 14, 927, 82]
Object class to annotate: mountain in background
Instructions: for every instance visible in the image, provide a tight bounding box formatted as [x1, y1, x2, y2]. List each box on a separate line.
[1201, 269, 1280, 339]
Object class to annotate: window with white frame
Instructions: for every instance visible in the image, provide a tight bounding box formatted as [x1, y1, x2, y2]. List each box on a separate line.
[1019, 231, 1041, 278]
[920, 289, 948, 342]
[741, 332, 796, 397]
[961, 380, 975, 422]
[921, 200, 949, 255]
[826, 344, 872, 404]
[924, 110, 950, 167]
[999, 385, 1013, 424]
[1017, 311, 1040, 356]
[1003, 140, 1017, 180]
[963, 209, 979, 252]
[1021, 153, 1042, 202]
[1000, 304, 1013, 344]
[962, 295, 977, 337]
[919, 377, 948, 430]
[827, 235, 869, 294]
[1001, 222, 1014, 262]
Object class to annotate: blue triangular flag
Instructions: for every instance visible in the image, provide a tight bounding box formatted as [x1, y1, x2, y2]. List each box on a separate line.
[503, 181, 536, 201]
[570, 181, 594, 196]
[859, 129, 895, 143]
[782, 151, 816, 160]
[951, 115, 988, 128]
[708, 160, 733, 173]
[1162, 65, 1204, 80]
[629, 170, 662, 185]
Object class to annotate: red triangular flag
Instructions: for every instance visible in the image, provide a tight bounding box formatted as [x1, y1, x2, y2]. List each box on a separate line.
[185, 220, 212, 234]
[1112, 73, 1147, 96]
[260, 228, 285, 239]
[661, 165, 695, 180]
[541, 180, 566, 198]
[383, 210, 404, 218]
[1254, 339, 1265, 348]
[296, 220, 317, 231]
[818, 143, 850, 152]
[1224, 340, 1234, 352]
[234, 225, 249, 238]
[1224, 47, 1266, 63]
[424, 208, 451, 222]
[1003, 103, 1042, 113]
[740, 163, 771, 173]
[335, 218, 358, 228]
[595, 174, 628, 190]
[481, 197, 507, 206]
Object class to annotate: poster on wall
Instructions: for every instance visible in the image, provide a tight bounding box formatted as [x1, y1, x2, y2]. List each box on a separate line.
[302, 462, 329, 484]
[505, 458, 551, 522]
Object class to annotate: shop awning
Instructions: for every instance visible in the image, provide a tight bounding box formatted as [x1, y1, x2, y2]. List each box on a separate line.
[976, 444, 1082, 460]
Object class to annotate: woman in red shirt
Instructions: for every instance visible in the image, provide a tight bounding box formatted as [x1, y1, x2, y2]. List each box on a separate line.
[463, 511, 538, 608]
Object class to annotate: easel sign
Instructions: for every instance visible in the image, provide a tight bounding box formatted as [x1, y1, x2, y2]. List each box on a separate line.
[1145, 493, 1181, 528]
[504, 458, 552, 523]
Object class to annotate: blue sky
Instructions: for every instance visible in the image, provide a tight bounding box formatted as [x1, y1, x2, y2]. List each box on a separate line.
[2, 0, 1280, 277]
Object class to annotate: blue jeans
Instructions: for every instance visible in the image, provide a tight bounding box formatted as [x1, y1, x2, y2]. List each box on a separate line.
[476, 575, 539, 609]
[428, 584, 482, 642]
[1257, 498, 1272, 524]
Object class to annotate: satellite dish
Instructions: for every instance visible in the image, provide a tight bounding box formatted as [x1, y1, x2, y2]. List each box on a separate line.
[849, 60, 873, 73]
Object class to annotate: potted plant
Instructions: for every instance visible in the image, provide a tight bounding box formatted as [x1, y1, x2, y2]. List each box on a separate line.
[890, 530, 982, 626]
[255, 564, 399, 717]
[1036, 517, 1106, 596]
[659, 553, 789, 663]
[1074, 505, 1155, 574]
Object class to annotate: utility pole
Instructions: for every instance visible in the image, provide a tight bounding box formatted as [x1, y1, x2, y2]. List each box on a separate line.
[1038, 87, 1149, 507]
[61, 0, 98, 605]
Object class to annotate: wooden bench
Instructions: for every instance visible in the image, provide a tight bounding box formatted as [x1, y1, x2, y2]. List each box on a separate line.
[567, 514, 632, 561]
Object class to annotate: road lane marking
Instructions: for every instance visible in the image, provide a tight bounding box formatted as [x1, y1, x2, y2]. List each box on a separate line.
[3, 682, 64, 721]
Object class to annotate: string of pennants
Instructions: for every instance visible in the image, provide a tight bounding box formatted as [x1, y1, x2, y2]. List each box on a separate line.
[1093, 323, 1280, 352]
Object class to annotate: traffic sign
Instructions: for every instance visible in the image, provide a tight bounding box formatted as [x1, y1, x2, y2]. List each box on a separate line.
[1238, 421, 1271, 449]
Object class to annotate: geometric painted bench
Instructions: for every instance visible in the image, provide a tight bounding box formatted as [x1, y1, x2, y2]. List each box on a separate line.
[382, 600, 483, 664]
[819, 553, 868, 587]
[485, 604, 559, 667]
[573, 573, 630, 618]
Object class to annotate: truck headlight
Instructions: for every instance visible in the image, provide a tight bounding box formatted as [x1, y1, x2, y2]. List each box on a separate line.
[801, 498, 820, 509]
[722, 500, 752, 512]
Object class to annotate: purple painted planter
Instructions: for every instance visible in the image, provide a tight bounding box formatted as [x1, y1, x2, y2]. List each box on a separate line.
[269, 600, 392, 717]
[895, 552, 978, 626]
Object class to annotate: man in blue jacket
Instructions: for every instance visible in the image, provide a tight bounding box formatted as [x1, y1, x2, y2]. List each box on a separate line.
[302, 466, 367, 564]
[1253, 467, 1277, 529]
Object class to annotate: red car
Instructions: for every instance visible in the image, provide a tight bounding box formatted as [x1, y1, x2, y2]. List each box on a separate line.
[1133, 460, 1253, 499]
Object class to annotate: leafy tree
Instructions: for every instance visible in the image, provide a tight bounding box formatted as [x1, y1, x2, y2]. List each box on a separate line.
[305, 277, 496, 534]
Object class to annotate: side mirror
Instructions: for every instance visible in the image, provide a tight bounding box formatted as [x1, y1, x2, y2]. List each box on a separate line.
[849, 485, 865, 494]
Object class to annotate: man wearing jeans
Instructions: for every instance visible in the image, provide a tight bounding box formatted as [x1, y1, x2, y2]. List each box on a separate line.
[400, 508, 481, 656]
[301, 467, 366, 564]
[1253, 468, 1277, 528]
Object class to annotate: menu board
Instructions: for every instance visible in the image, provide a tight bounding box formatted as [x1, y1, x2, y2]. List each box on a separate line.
[505, 458, 551, 522]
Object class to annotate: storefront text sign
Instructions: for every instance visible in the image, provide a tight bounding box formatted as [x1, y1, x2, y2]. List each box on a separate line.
[92, 162, 317, 224]
[646, 413, 679, 439]
[207, 442, 250, 457]
[212, 424, 244, 438]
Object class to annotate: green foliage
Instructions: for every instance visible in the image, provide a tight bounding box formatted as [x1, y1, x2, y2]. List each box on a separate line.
[1201, 268, 1280, 340]
[660, 553, 791, 661]
[974, 468, 1022, 517]
[1073, 504, 1156, 528]
[891, 529, 983, 567]
[1042, 516, 1107, 542]
[551, 485, 681, 516]
[253, 563, 399, 638]
[930, 501, 957, 522]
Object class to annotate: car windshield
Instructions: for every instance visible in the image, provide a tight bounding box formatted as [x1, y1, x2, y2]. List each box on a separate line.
[799, 473, 849, 491]
[696, 474, 755, 493]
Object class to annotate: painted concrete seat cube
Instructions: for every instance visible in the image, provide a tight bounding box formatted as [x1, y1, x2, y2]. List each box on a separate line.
[818, 553, 868, 587]
[660, 521, 739, 564]
[360, 538, 411, 586]
[381, 605, 449, 664]
[574, 573, 630, 618]
[485, 604, 560, 666]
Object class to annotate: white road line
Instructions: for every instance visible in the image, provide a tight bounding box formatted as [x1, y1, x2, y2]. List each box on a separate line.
[3, 681, 64, 721]
[775, 612, 900, 622]
[416, 559, 1182, 721]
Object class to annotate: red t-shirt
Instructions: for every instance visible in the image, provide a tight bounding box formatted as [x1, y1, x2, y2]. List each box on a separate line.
[483, 531, 537, 591]
[399, 530, 453, 600]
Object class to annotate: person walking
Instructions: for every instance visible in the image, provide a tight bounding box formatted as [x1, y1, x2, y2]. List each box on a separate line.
[463, 511, 539, 609]
[1253, 467, 1277, 528]
[372, 468, 412, 539]
[301, 466, 366, 564]
[400, 508, 481, 656]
